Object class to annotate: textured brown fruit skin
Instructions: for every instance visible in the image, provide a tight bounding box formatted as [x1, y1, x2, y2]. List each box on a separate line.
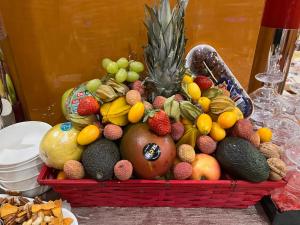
[120, 123, 176, 179]
[232, 119, 253, 140]
[173, 162, 192, 180]
[267, 158, 287, 181]
[174, 94, 184, 102]
[152, 96, 166, 109]
[103, 124, 123, 140]
[177, 144, 196, 163]
[196, 135, 217, 154]
[249, 132, 260, 148]
[126, 90, 142, 106]
[114, 160, 133, 181]
[259, 142, 282, 159]
[63, 160, 85, 179]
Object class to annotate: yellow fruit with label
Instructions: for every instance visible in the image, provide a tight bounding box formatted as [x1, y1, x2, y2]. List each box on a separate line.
[210, 122, 226, 141]
[257, 127, 272, 142]
[198, 97, 211, 113]
[232, 107, 244, 120]
[187, 82, 201, 101]
[77, 125, 101, 145]
[128, 102, 145, 123]
[196, 114, 212, 135]
[182, 74, 194, 84]
[217, 111, 237, 129]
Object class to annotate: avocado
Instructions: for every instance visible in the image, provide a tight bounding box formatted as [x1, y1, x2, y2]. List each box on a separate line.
[216, 137, 269, 182]
[82, 138, 120, 180]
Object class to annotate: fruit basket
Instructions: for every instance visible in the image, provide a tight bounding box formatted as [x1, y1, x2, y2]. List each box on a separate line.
[38, 165, 285, 208]
[36, 0, 288, 210]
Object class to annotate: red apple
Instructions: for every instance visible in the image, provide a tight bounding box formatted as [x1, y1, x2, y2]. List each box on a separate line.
[191, 154, 221, 180]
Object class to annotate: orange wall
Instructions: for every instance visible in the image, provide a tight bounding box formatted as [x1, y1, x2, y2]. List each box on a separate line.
[0, 0, 265, 125]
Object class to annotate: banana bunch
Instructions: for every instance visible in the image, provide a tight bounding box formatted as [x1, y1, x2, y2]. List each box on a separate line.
[176, 124, 200, 148]
[66, 114, 98, 130]
[100, 96, 131, 126]
[210, 95, 235, 115]
[179, 101, 202, 123]
[96, 78, 129, 102]
[164, 96, 180, 121]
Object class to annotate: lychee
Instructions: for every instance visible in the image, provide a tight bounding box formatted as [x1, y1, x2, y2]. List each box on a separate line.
[143, 101, 153, 110]
[231, 119, 253, 140]
[103, 124, 123, 140]
[153, 96, 166, 109]
[63, 160, 85, 179]
[114, 160, 133, 181]
[173, 162, 193, 180]
[171, 122, 185, 141]
[131, 80, 145, 96]
[177, 144, 196, 163]
[196, 135, 217, 154]
[126, 90, 142, 106]
[174, 94, 184, 102]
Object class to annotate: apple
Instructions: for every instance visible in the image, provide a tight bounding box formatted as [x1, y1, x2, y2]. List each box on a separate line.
[191, 154, 221, 180]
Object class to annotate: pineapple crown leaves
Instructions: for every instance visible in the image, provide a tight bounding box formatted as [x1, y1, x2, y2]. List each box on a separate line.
[144, 0, 189, 99]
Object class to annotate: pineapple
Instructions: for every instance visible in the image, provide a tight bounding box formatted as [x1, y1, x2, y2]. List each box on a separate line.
[144, 0, 189, 101]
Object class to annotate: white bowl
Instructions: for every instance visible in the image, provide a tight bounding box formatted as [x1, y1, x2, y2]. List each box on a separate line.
[0, 156, 43, 171]
[0, 162, 43, 181]
[0, 174, 40, 191]
[0, 121, 52, 167]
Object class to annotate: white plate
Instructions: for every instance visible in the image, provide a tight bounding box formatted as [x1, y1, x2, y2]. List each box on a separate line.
[0, 162, 43, 181]
[0, 156, 43, 171]
[0, 121, 51, 166]
[0, 174, 40, 191]
[0, 194, 78, 225]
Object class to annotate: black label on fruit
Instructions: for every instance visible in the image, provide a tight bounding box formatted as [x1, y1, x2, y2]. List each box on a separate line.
[143, 143, 161, 161]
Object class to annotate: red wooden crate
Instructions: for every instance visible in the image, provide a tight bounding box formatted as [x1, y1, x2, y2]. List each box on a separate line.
[38, 165, 286, 208]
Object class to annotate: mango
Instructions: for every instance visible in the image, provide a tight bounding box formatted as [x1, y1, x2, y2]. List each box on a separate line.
[77, 125, 101, 145]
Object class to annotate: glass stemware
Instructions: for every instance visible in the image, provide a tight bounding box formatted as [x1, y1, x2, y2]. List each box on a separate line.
[250, 52, 284, 126]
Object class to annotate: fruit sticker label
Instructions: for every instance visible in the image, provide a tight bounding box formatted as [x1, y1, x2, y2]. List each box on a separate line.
[60, 122, 72, 131]
[143, 143, 161, 161]
[65, 84, 92, 114]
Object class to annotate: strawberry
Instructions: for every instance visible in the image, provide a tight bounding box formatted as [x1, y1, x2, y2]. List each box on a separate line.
[77, 96, 100, 116]
[194, 75, 213, 90]
[147, 110, 171, 136]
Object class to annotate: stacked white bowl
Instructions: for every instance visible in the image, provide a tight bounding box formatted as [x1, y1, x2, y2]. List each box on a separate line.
[0, 121, 52, 197]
